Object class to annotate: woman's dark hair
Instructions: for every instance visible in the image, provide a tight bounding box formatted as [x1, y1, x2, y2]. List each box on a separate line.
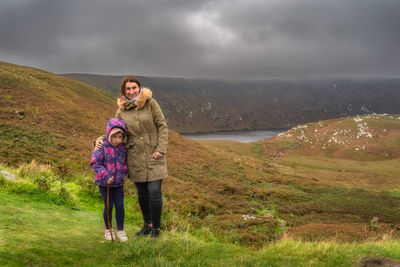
[120, 75, 141, 97]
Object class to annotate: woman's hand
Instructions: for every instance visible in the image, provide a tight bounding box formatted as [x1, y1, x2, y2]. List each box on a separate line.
[95, 139, 104, 150]
[152, 151, 164, 159]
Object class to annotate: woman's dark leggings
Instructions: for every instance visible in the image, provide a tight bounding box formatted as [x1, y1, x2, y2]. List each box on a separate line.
[135, 180, 163, 229]
[99, 185, 124, 230]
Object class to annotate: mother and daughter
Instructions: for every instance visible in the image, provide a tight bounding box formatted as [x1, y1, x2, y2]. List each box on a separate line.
[90, 75, 168, 241]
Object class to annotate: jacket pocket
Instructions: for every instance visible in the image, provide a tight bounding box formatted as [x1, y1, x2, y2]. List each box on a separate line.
[148, 154, 166, 169]
[127, 144, 143, 173]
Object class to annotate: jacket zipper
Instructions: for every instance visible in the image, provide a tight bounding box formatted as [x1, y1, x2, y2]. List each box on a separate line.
[137, 109, 149, 182]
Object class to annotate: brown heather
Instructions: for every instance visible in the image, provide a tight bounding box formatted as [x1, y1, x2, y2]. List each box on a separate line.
[1, 61, 400, 247]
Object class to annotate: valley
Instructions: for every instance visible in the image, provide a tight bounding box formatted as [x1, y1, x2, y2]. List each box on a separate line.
[1, 61, 399, 265]
[63, 73, 400, 134]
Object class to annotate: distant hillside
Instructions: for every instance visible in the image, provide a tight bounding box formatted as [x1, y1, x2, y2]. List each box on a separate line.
[261, 114, 400, 161]
[63, 73, 400, 133]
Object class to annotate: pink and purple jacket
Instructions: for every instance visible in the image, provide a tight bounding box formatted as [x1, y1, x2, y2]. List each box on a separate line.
[90, 118, 128, 187]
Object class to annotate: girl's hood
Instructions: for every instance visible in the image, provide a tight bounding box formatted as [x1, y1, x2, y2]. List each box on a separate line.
[105, 118, 126, 141]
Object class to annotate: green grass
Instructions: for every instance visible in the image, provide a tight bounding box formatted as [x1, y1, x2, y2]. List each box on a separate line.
[1, 190, 400, 266]
[252, 143, 264, 159]
[275, 139, 298, 148]
[279, 186, 400, 222]
[388, 189, 400, 198]
[166, 134, 400, 245]
[277, 156, 400, 177]
[366, 116, 400, 129]
[1, 169, 400, 266]
[0, 122, 70, 165]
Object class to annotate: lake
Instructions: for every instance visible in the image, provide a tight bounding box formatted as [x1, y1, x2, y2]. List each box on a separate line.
[183, 129, 283, 143]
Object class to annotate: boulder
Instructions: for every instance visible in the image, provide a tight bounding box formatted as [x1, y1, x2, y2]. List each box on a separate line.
[0, 170, 16, 181]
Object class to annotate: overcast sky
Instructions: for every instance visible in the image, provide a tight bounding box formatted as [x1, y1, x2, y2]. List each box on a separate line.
[1, 0, 399, 79]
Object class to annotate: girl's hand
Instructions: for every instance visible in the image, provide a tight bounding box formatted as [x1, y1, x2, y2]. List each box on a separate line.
[152, 151, 164, 159]
[107, 176, 114, 184]
[95, 139, 104, 150]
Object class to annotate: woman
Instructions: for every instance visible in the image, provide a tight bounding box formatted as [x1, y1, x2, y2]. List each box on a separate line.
[97, 75, 168, 238]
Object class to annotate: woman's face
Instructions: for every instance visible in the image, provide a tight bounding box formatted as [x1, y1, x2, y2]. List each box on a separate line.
[125, 82, 140, 100]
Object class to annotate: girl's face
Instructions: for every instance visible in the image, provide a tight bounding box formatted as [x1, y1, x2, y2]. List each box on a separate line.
[110, 132, 124, 146]
[125, 82, 140, 100]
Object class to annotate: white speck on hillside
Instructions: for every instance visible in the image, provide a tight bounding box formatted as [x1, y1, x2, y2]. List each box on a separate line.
[354, 145, 366, 151]
[242, 214, 256, 221]
[293, 124, 308, 130]
[332, 129, 352, 136]
[358, 113, 391, 120]
[277, 132, 293, 138]
[328, 136, 348, 146]
[356, 122, 372, 139]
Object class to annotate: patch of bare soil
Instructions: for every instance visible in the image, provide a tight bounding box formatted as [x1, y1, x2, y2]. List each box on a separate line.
[358, 256, 400, 267]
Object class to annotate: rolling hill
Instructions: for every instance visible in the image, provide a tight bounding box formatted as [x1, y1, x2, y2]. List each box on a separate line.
[0, 61, 284, 245]
[257, 115, 400, 240]
[261, 114, 400, 161]
[0, 61, 116, 165]
[1, 61, 400, 247]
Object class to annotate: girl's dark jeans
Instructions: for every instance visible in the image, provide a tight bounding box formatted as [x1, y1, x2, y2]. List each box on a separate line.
[99, 185, 125, 230]
[135, 180, 163, 229]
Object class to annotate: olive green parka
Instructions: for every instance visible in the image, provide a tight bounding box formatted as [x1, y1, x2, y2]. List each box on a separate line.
[115, 88, 168, 182]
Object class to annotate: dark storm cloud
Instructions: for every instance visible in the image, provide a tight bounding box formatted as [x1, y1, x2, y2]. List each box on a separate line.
[0, 0, 399, 78]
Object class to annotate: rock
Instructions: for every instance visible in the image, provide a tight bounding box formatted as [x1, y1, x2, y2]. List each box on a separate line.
[15, 110, 25, 116]
[0, 170, 16, 181]
[370, 217, 379, 230]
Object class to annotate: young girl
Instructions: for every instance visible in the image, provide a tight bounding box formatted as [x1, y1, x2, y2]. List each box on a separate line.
[90, 118, 128, 242]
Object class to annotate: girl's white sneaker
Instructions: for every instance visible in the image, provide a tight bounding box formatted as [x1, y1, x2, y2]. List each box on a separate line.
[105, 229, 115, 240]
[116, 230, 128, 242]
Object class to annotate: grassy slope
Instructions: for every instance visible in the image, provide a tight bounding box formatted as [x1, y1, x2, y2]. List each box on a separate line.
[0, 61, 116, 165]
[256, 115, 400, 240]
[262, 114, 400, 161]
[1, 62, 279, 246]
[1, 62, 400, 249]
[1, 174, 400, 267]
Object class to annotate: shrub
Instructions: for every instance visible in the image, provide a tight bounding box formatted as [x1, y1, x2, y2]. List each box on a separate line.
[124, 178, 137, 197]
[32, 172, 54, 191]
[75, 173, 97, 193]
[16, 159, 51, 177]
[52, 159, 73, 182]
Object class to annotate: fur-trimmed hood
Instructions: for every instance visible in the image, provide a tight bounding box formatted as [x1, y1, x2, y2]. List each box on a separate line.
[117, 87, 153, 110]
